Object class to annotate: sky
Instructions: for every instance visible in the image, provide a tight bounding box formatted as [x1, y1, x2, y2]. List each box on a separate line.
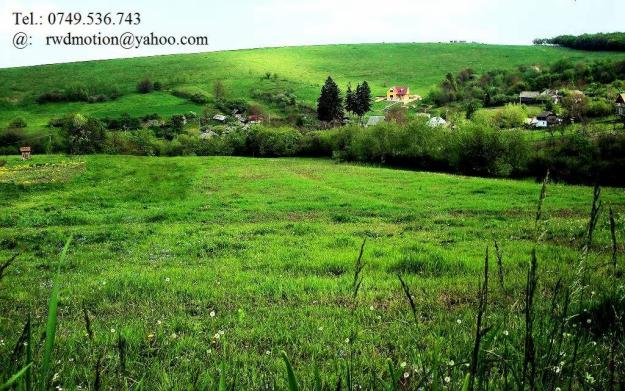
[1, 0, 623, 68]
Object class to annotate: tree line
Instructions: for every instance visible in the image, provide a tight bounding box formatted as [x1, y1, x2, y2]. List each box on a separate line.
[317, 77, 372, 123]
[534, 32, 625, 52]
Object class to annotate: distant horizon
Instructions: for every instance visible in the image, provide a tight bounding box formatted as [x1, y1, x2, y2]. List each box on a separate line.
[1, 0, 623, 68]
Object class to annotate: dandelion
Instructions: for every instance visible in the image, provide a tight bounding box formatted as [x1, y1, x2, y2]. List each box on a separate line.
[110, 328, 116, 333]
[147, 333, 155, 339]
[369, 305, 375, 311]
[586, 318, 592, 324]
[444, 376, 451, 383]
[157, 320, 162, 325]
[345, 338, 350, 344]
[377, 315, 382, 320]
[219, 330, 225, 335]
[400, 362, 407, 368]
[456, 319, 462, 324]
[318, 326, 324, 331]
[403, 372, 409, 379]
[266, 350, 271, 355]
[214, 333, 220, 339]
[170, 333, 177, 339]
[165, 277, 171, 282]
[210, 310, 216, 317]
[503, 330, 509, 336]
[448, 360, 455, 366]
[555, 388, 561, 391]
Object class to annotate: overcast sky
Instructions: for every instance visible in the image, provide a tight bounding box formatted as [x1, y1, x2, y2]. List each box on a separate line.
[1, 0, 623, 68]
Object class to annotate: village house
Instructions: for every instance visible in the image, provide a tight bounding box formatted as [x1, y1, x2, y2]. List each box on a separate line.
[212, 114, 227, 122]
[519, 91, 541, 104]
[528, 111, 560, 128]
[616, 93, 625, 117]
[385, 86, 422, 104]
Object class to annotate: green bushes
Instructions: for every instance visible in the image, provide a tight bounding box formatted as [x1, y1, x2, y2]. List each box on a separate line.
[248, 126, 302, 156]
[37, 84, 121, 104]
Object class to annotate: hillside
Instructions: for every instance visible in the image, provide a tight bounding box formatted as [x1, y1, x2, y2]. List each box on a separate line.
[1, 155, 624, 388]
[1, 43, 624, 133]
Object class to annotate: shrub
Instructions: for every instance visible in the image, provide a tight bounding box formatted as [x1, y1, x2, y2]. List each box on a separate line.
[136, 78, 154, 94]
[153, 81, 163, 91]
[248, 126, 302, 156]
[587, 99, 613, 117]
[8, 117, 27, 128]
[491, 104, 527, 129]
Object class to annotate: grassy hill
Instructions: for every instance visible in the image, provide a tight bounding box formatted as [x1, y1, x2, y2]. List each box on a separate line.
[2, 43, 624, 134]
[1, 155, 624, 388]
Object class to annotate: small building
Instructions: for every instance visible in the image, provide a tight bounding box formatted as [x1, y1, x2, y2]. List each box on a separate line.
[519, 91, 540, 104]
[247, 115, 264, 124]
[427, 117, 447, 128]
[616, 93, 625, 117]
[19, 146, 31, 160]
[529, 111, 560, 128]
[212, 114, 227, 122]
[366, 116, 385, 127]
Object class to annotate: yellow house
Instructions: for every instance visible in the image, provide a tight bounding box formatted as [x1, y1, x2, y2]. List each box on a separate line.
[387, 86, 410, 102]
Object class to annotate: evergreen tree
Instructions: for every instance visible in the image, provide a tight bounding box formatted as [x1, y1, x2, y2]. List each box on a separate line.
[317, 76, 344, 122]
[355, 81, 372, 118]
[345, 83, 357, 115]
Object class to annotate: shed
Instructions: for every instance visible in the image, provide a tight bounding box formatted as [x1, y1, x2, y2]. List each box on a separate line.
[366, 116, 385, 127]
[427, 117, 447, 128]
[19, 146, 31, 160]
[212, 114, 227, 122]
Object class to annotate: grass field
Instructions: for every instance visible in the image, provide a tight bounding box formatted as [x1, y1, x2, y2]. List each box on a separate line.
[1, 155, 623, 389]
[2, 43, 625, 134]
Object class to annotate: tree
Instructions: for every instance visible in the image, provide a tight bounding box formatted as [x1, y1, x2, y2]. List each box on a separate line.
[385, 105, 408, 125]
[345, 83, 357, 115]
[354, 81, 372, 120]
[317, 76, 344, 122]
[561, 93, 589, 123]
[62, 113, 105, 154]
[213, 80, 226, 100]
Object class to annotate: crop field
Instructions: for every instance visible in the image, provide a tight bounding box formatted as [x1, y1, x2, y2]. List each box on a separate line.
[2, 43, 625, 134]
[1, 155, 623, 389]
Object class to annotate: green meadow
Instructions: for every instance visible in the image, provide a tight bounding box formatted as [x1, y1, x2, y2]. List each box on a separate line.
[2, 43, 625, 133]
[1, 155, 623, 389]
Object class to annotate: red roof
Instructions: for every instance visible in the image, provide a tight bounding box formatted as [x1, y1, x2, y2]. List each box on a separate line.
[392, 86, 408, 96]
[248, 115, 264, 121]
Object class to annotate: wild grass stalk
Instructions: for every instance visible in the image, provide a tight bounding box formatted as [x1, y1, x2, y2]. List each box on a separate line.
[280, 351, 299, 391]
[0, 253, 18, 283]
[493, 240, 505, 293]
[352, 239, 366, 301]
[397, 274, 417, 324]
[82, 304, 93, 341]
[522, 249, 538, 390]
[40, 236, 72, 390]
[468, 246, 489, 391]
[609, 205, 618, 274]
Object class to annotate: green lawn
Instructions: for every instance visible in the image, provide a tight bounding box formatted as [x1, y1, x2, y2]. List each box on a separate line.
[2, 43, 625, 133]
[1, 155, 623, 389]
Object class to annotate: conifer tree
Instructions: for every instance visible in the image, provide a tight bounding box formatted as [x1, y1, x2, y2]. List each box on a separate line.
[317, 76, 344, 122]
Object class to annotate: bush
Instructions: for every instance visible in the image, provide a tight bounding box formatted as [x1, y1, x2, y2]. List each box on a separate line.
[8, 117, 27, 128]
[153, 81, 163, 91]
[248, 126, 302, 156]
[587, 99, 613, 117]
[136, 78, 154, 94]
